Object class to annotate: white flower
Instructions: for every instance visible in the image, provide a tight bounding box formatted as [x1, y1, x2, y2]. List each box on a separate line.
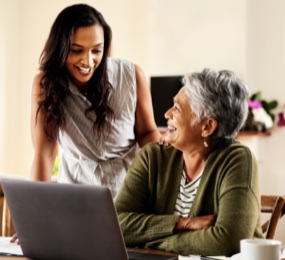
[252, 107, 273, 129]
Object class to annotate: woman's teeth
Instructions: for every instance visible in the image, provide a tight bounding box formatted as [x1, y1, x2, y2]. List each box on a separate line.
[168, 126, 177, 131]
[78, 67, 91, 73]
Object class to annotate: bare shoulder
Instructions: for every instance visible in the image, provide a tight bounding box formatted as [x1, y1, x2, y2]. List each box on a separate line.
[134, 64, 145, 79]
[32, 72, 44, 94]
[134, 64, 148, 92]
[33, 72, 43, 85]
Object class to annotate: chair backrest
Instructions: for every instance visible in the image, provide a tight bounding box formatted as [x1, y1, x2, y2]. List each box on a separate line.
[261, 195, 285, 239]
[0, 183, 13, 237]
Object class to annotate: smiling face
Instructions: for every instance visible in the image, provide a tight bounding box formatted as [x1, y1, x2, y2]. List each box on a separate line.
[65, 24, 104, 89]
[164, 87, 204, 151]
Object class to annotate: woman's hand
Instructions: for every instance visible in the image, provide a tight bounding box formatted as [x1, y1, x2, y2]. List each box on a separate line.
[186, 214, 216, 231]
[158, 132, 169, 147]
[10, 233, 19, 244]
[175, 215, 216, 232]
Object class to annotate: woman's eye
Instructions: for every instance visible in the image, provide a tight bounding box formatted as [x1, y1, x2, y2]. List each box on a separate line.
[92, 49, 102, 54]
[70, 49, 81, 54]
[174, 105, 179, 111]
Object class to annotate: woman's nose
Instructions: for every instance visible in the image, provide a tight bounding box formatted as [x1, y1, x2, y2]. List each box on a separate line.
[81, 53, 94, 66]
[164, 107, 172, 120]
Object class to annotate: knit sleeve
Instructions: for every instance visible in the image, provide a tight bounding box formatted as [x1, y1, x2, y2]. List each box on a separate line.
[114, 143, 180, 246]
[148, 188, 260, 256]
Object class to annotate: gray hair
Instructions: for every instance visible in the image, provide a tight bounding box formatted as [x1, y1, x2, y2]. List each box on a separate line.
[183, 68, 248, 144]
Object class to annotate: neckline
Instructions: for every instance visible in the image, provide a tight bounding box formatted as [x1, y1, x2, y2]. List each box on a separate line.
[183, 160, 206, 185]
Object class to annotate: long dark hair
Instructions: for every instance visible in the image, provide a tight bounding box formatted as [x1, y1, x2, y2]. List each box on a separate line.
[37, 3, 113, 141]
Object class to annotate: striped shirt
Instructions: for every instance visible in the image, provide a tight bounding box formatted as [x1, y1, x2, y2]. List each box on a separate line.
[174, 169, 203, 217]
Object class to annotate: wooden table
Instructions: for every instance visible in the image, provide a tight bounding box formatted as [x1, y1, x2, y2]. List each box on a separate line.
[127, 247, 178, 257]
[0, 241, 284, 259]
[0, 257, 30, 260]
[0, 248, 178, 260]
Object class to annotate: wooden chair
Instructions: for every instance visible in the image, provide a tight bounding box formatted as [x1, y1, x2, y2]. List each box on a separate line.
[0, 184, 13, 236]
[261, 195, 285, 239]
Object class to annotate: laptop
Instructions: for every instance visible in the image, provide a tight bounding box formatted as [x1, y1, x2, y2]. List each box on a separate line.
[1, 178, 178, 260]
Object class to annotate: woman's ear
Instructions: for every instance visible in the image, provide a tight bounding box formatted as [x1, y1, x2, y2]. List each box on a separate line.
[202, 118, 218, 137]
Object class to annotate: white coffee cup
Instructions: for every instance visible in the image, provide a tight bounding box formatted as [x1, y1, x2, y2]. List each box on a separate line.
[240, 238, 282, 260]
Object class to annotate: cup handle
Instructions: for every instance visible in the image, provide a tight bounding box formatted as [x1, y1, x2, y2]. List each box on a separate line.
[281, 244, 285, 254]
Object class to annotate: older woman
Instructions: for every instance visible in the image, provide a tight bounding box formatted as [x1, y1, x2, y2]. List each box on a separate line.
[114, 68, 263, 257]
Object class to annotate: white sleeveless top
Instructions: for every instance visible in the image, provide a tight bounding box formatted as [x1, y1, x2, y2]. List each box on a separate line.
[58, 58, 139, 197]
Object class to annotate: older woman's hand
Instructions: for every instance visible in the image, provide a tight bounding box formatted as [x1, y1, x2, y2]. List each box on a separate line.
[186, 215, 216, 231]
[175, 215, 216, 232]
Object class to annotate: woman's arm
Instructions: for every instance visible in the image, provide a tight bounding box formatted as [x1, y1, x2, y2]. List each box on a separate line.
[175, 215, 216, 232]
[115, 154, 216, 248]
[134, 64, 161, 146]
[149, 148, 261, 256]
[30, 73, 57, 181]
[151, 188, 260, 256]
[114, 145, 181, 246]
[10, 78, 56, 242]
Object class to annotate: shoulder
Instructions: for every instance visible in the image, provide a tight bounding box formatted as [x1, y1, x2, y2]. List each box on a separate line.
[33, 72, 43, 84]
[207, 141, 258, 179]
[107, 58, 142, 75]
[107, 57, 135, 72]
[211, 141, 254, 162]
[227, 141, 256, 166]
[31, 72, 44, 94]
[107, 58, 136, 91]
[136, 142, 182, 162]
[207, 141, 258, 190]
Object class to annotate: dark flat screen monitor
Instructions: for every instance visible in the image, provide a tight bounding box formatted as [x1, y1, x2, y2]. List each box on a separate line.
[150, 76, 183, 128]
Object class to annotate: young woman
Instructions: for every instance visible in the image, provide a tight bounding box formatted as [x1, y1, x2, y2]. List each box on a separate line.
[30, 3, 160, 197]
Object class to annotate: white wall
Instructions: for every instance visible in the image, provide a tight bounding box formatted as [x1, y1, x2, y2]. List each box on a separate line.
[148, 0, 247, 77]
[0, 0, 20, 173]
[247, 0, 285, 100]
[245, 0, 285, 243]
[1, 0, 285, 241]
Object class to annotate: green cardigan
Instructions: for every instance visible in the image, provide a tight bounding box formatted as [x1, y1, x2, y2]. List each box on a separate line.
[114, 141, 263, 256]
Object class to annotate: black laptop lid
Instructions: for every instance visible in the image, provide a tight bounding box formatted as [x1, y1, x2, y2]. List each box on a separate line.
[2, 179, 128, 260]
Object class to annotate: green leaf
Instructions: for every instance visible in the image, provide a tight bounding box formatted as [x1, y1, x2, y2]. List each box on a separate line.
[250, 91, 262, 101]
[267, 100, 278, 110]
